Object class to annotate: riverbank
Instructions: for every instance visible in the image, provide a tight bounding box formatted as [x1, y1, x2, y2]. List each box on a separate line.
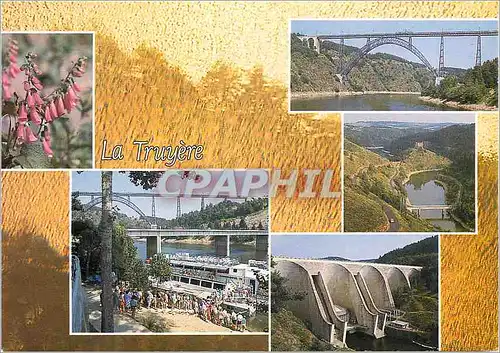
[404, 170, 474, 232]
[162, 237, 212, 244]
[419, 96, 497, 111]
[161, 237, 256, 246]
[291, 90, 421, 99]
[401, 168, 444, 186]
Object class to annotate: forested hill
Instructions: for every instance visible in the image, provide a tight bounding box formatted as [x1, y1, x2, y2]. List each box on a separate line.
[290, 34, 464, 93]
[376, 235, 438, 293]
[73, 197, 268, 230]
[389, 123, 475, 164]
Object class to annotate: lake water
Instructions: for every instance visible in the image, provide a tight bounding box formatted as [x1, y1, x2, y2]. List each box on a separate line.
[346, 332, 428, 351]
[404, 171, 465, 231]
[291, 94, 461, 111]
[133, 240, 263, 263]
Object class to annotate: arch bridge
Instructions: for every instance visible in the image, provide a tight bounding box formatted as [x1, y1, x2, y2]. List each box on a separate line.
[274, 257, 422, 348]
[72, 191, 248, 227]
[297, 29, 498, 85]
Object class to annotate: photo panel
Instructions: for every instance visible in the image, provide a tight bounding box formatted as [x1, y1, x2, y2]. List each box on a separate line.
[289, 19, 498, 112]
[2, 31, 95, 169]
[70, 169, 270, 335]
[270, 234, 440, 351]
[342, 112, 477, 234]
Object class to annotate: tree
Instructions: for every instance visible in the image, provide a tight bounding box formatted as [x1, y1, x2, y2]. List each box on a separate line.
[99, 171, 114, 332]
[238, 217, 247, 229]
[127, 258, 150, 290]
[149, 254, 172, 288]
[72, 219, 100, 280]
[271, 258, 305, 313]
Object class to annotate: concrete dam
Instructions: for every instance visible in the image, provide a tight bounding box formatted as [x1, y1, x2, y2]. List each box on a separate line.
[275, 258, 422, 348]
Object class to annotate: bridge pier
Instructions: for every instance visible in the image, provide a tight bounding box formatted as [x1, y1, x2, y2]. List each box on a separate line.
[438, 36, 445, 77]
[475, 35, 482, 66]
[214, 235, 230, 257]
[146, 236, 162, 258]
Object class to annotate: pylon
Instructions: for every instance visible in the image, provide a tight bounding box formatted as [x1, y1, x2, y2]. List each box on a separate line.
[152, 195, 157, 226]
[339, 38, 345, 73]
[438, 36, 445, 77]
[176, 196, 181, 218]
[475, 35, 482, 66]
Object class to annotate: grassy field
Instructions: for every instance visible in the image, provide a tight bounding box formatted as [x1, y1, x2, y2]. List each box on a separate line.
[344, 140, 387, 177]
[343, 189, 387, 232]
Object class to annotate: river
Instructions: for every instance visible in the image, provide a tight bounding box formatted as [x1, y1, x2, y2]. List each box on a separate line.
[133, 240, 262, 263]
[404, 171, 465, 231]
[346, 332, 429, 351]
[291, 94, 461, 111]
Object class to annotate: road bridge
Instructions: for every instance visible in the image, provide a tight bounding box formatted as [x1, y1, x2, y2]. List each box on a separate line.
[405, 197, 451, 217]
[127, 228, 268, 259]
[73, 191, 248, 227]
[275, 257, 421, 348]
[297, 29, 498, 84]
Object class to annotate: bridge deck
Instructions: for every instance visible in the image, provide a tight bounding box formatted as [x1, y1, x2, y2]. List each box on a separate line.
[127, 228, 268, 237]
[407, 205, 451, 210]
[298, 30, 498, 40]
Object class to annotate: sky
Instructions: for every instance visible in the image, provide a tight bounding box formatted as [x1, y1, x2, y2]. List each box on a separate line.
[272, 234, 436, 260]
[344, 112, 475, 124]
[72, 171, 242, 220]
[291, 20, 498, 69]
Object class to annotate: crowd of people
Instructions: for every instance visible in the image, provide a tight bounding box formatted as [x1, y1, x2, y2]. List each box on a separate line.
[107, 283, 250, 332]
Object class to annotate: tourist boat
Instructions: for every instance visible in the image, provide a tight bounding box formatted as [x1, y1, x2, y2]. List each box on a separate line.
[152, 253, 269, 295]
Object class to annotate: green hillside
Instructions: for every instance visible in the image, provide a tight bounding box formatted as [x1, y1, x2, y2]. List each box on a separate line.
[376, 236, 439, 347]
[344, 139, 451, 232]
[290, 34, 436, 93]
[399, 148, 450, 173]
[344, 139, 388, 177]
[343, 189, 388, 232]
[422, 58, 498, 107]
[389, 124, 475, 229]
[344, 125, 426, 149]
[272, 310, 344, 351]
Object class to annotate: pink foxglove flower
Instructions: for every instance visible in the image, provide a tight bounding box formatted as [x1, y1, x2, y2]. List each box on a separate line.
[23, 81, 30, 91]
[72, 82, 81, 92]
[2, 86, 12, 100]
[29, 108, 42, 125]
[42, 138, 53, 158]
[49, 100, 58, 118]
[32, 76, 43, 90]
[18, 104, 28, 122]
[44, 106, 53, 123]
[55, 96, 65, 116]
[27, 91, 35, 108]
[25, 125, 38, 143]
[2, 72, 9, 86]
[33, 91, 43, 105]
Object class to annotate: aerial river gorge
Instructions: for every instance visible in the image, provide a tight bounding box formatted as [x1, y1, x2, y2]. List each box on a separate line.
[291, 93, 462, 111]
[404, 171, 466, 232]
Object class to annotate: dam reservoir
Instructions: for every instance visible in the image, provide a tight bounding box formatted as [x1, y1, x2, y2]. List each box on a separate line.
[291, 94, 461, 111]
[404, 171, 465, 232]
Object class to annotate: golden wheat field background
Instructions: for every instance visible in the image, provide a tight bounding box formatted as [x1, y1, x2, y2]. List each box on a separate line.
[1, 1, 499, 351]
